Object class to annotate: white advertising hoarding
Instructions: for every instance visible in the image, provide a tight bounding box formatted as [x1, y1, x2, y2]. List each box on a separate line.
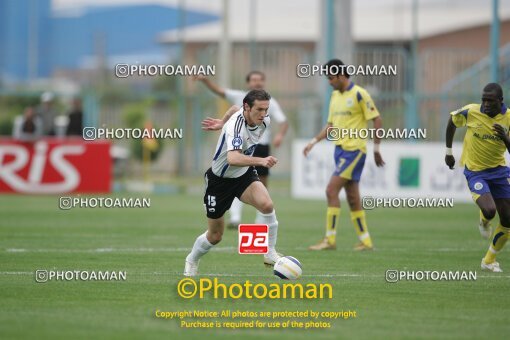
[291, 140, 510, 202]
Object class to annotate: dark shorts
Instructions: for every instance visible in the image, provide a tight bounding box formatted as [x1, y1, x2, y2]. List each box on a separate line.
[203, 167, 260, 219]
[464, 166, 510, 201]
[253, 144, 270, 177]
[332, 146, 366, 182]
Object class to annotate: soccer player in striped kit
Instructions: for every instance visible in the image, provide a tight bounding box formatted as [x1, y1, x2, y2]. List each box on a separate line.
[184, 90, 283, 276]
[195, 72, 288, 229]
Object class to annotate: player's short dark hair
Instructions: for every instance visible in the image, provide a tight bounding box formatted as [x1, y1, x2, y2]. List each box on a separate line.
[324, 58, 350, 79]
[243, 89, 271, 108]
[483, 83, 503, 100]
[245, 71, 265, 83]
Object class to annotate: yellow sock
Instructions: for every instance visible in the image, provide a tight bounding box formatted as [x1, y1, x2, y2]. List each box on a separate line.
[325, 207, 340, 245]
[484, 224, 510, 264]
[351, 210, 373, 248]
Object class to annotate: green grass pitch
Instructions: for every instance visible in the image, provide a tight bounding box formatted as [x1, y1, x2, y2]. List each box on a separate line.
[1, 193, 509, 339]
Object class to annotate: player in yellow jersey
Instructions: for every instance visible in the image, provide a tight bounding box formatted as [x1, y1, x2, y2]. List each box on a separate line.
[445, 83, 510, 272]
[303, 59, 385, 251]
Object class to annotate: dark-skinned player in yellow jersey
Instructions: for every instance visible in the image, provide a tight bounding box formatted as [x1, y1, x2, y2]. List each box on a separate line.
[445, 83, 510, 272]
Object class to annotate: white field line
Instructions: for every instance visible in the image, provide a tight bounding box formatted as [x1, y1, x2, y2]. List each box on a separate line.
[1, 271, 509, 279]
[4, 247, 234, 253]
[294, 247, 484, 252]
[4, 247, 482, 253]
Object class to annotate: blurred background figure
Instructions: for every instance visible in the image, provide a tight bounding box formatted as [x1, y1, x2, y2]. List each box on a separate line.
[12, 106, 43, 141]
[36, 92, 57, 136]
[66, 97, 83, 136]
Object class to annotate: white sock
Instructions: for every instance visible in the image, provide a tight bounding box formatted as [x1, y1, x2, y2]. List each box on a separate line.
[257, 210, 278, 252]
[229, 198, 243, 224]
[186, 231, 213, 263]
[255, 210, 264, 224]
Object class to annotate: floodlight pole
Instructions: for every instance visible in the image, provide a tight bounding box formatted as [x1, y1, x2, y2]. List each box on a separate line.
[219, 0, 231, 88]
[249, 0, 257, 70]
[319, 0, 352, 124]
[407, 0, 419, 130]
[28, 0, 38, 81]
[490, 0, 500, 83]
[320, 0, 335, 124]
[177, 0, 186, 175]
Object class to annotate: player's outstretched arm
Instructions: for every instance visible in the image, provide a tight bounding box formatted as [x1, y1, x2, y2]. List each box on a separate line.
[445, 117, 457, 169]
[227, 151, 278, 168]
[273, 121, 289, 148]
[193, 75, 226, 98]
[202, 105, 240, 131]
[371, 116, 385, 167]
[303, 123, 331, 157]
[493, 123, 510, 154]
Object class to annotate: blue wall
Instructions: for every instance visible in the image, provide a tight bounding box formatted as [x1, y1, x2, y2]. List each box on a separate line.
[0, 1, 219, 81]
[0, 0, 51, 80]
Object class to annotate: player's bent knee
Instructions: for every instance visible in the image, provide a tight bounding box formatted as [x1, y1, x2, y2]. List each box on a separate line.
[208, 230, 223, 245]
[258, 200, 274, 214]
[481, 206, 497, 220]
[325, 185, 338, 200]
[499, 212, 510, 228]
[500, 220, 510, 229]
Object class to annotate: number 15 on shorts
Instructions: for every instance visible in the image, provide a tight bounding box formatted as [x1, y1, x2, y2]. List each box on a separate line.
[238, 224, 269, 254]
[205, 195, 216, 213]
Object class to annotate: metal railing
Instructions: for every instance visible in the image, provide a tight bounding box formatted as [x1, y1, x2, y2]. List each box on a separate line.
[3, 44, 509, 176]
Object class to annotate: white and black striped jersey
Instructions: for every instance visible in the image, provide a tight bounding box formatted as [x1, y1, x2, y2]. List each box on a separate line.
[211, 109, 270, 178]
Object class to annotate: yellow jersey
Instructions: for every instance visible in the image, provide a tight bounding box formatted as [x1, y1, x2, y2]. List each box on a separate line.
[327, 82, 380, 152]
[450, 103, 510, 171]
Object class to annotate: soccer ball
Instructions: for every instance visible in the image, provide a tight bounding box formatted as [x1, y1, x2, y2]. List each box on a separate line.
[273, 256, 302, 280]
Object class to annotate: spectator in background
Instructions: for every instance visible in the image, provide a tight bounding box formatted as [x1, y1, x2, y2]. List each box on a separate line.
[13, 107, 43, 141]
[66, 98, 83, 136]
[36, 91, 57, 135]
